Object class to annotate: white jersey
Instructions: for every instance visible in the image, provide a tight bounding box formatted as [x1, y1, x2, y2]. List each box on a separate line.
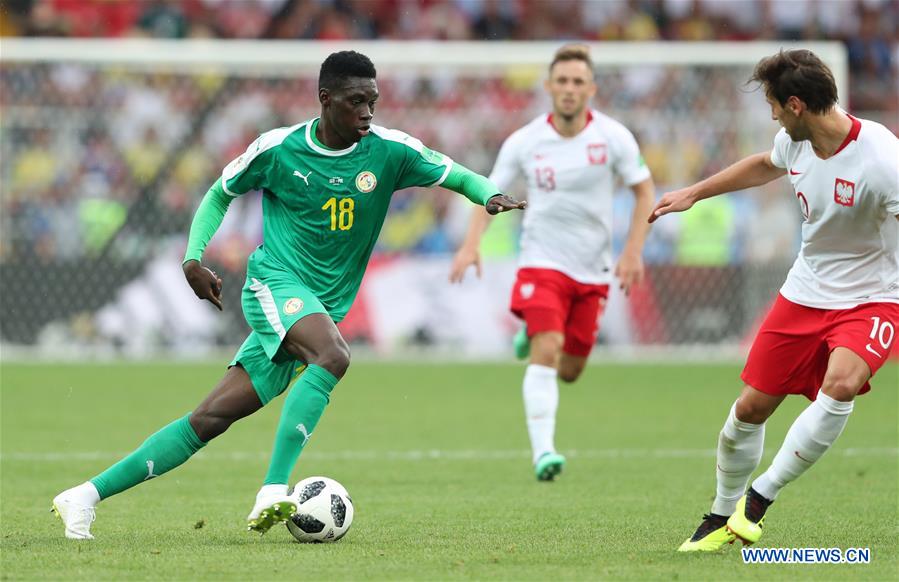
[489, 110, 651, 284]
[771, 115, 899, 309]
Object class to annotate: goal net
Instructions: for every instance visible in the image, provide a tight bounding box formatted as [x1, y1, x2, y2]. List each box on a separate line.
[0, 40, 849, 360]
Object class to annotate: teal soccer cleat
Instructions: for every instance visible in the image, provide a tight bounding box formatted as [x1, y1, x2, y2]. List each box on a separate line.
[534, 452, 566, 481]
[513, 326, 531, 360]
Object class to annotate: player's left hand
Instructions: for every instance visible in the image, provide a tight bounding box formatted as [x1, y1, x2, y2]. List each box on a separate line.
[485, 194, 526, 215]
[648, 187, 697, 223]
[183, 260, 224, 311]
[615, 251, 644, 296]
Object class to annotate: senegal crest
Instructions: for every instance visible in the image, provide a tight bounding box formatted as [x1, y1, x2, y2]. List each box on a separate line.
[355, 171, 377, 193]
[283, 298, 304, 315]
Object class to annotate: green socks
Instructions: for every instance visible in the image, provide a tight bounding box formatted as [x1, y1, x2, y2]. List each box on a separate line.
[88, 365, 337, 499]
[90, 414, 206, 499]
[263, 364, 338, 485]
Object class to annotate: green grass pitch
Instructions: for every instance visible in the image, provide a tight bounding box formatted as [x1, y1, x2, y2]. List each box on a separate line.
[1, 361, 896, 580]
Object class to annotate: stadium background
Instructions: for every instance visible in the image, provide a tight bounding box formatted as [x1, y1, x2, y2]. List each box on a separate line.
[2, 3, 898, 580]
[1, 0, 897, 360]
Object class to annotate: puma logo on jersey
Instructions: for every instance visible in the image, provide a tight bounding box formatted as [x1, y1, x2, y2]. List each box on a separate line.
[144, 460, 159, 481]
[834, 178, 855, 207]
[293, 170, 312, 186]
[296, 423, 313, 445]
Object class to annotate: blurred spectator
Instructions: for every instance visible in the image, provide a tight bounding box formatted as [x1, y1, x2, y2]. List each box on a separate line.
[134, 0, 190, 38]
[471, 0, 519, 41]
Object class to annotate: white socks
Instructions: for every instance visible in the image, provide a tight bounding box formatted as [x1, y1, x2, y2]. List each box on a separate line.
[258, 484, 288, 498]
[71, 481, 101, 507]
[711, 403, 765, 516]
[523, 364, 559, 464]
[752, 392, 853, 501]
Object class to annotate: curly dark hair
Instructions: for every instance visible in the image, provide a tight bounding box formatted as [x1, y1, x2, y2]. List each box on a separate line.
[319, 51, 377, 91]
[749, 49, 838, 114]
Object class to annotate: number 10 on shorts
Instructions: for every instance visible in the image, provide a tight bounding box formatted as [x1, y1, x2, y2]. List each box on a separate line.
[868, 316, 895, 354]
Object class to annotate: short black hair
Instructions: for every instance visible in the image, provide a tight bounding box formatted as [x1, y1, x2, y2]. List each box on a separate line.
[319, 51, 376, 91]
[749, 49, 838, 114]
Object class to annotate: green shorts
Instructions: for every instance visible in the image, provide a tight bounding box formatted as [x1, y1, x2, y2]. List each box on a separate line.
[230, 262, 330, 405]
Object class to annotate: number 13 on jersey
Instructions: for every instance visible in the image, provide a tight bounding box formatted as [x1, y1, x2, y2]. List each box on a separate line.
[322, 197, 355, 231]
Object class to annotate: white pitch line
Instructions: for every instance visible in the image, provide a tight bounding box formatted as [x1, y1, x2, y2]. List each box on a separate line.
[1, 447, 896, 463]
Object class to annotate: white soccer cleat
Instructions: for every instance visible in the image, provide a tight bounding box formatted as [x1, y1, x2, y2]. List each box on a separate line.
[51, 490, 96, 540]
[246, 492, 296, 534]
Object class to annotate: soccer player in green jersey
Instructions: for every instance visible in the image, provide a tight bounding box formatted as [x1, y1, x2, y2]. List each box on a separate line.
[52, 51, 525, 540]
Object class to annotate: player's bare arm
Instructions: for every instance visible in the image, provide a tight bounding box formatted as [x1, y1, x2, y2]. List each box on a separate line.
[449, 208, 492, 282]
[444, 164, 525, 282]
[448, 194, 525, 283]
[615, 177, 655, 295]
[649, 151, 785, 222]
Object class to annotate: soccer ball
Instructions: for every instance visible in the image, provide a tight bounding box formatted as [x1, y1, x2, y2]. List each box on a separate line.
[285, 476, 354, 543]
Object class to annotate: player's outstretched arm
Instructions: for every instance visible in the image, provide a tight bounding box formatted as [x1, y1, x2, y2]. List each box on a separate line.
[441, 164, 526, 214]
[649, 152, 785, 223]
[182, 180, 234, 310]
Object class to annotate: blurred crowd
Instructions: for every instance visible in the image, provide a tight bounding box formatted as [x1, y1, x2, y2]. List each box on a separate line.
[1, 0, 896, 270]
[3, 0, 897, 110]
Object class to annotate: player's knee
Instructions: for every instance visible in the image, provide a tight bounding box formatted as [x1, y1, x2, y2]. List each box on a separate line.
[312, 343, 351, 380]
[734, 396, 771, 425]
[819, 373, 862, 402]
[189, 408, 234, 442]
[558, 366, 583, 383]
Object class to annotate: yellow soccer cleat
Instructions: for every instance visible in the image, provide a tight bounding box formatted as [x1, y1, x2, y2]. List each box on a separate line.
[246, 497, 297, 535]
[726, 488, 772, 545]
[677, 513, 735, 552]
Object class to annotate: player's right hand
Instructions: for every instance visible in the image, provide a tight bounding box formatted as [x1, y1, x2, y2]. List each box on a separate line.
[648, 187, 698, 223]
[486, 194, 526, 215]
[183, 260, 224, 311]
[449, 246, 482, 283]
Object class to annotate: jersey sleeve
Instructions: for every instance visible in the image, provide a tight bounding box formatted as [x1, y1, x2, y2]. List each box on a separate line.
[183, 180, 234, 263]
[221, 129, 286, 196]
[876, 133, 899, 215]
[374, 128, 454, 190]
[882, 164, 899, 215]
[487, 132, 523, 192]
[610, 124, 651, 186]
[769, 128, 791, 169]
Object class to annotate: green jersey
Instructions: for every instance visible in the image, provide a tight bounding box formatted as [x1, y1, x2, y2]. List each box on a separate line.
[221, 118, 456, 320]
